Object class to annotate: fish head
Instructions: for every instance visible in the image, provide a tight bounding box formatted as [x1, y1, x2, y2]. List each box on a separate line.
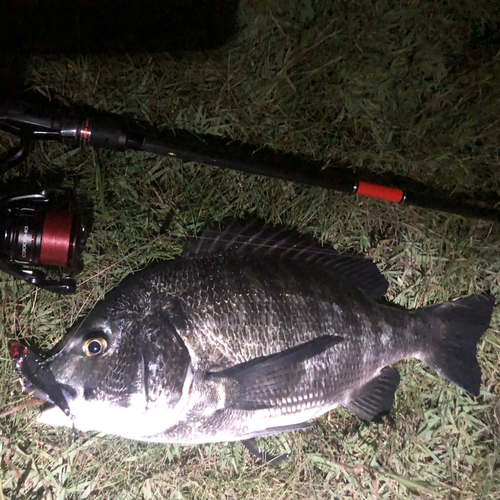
[35, 288, 193, 438]
[47, 311, 140, 402]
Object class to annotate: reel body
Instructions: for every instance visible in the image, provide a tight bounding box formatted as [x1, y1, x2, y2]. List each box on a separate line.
[0, 189, 87, 294]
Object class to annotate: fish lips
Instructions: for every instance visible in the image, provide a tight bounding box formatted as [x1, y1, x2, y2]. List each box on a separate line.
[9, 341, 73, 418]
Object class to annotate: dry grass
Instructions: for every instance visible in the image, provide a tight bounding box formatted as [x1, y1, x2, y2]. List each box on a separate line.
[1, 0, 500, 498]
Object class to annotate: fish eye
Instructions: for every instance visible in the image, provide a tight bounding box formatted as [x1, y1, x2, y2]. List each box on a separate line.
[82, 337, 108, 357]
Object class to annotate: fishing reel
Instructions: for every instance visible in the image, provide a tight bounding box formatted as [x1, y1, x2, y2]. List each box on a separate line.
[0, 188, 87, 294]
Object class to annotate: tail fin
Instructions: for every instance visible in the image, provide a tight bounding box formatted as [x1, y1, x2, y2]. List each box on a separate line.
[418, 295, 495, 396]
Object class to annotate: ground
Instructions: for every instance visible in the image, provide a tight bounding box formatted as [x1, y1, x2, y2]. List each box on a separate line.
[1, 1, 499, 499]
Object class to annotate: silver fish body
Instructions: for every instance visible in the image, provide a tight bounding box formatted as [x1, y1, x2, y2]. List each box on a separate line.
[34, 225, 494, 444]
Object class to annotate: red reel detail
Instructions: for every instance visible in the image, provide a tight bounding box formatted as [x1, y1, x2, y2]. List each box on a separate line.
[39, 211, 74, 266]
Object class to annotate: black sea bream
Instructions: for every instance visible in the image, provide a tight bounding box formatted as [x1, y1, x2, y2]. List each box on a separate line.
[19, 224, 494, 444]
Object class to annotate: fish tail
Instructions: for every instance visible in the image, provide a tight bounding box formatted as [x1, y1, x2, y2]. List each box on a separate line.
[416, 294, 495, 396]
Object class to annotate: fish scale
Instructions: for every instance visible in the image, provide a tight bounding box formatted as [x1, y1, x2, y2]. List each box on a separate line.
[163, 255, 355, 365]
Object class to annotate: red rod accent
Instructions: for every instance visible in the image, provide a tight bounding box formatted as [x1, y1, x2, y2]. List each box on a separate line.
[40, 211, 74, 266]
[80, 118, 91, 146]
[356, 181, 404, 203]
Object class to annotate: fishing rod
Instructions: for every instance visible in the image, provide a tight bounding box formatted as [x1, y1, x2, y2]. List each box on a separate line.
[1, 97, 499, 222]
[0, 100, 500, 220]
[1, 97, 498, 294]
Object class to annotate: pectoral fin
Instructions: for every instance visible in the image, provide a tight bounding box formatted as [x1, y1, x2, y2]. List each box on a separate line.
[207, 335, 342, 410]
[345, 366, 400, 421]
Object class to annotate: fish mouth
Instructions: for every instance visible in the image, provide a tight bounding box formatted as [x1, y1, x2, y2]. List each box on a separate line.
[9, 341, 73, 418]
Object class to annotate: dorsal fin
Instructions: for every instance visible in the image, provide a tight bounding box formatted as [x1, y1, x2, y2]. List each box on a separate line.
[183, 220, 388, 298]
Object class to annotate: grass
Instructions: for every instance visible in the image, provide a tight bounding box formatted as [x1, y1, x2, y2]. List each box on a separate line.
[1, 0, 500, 498]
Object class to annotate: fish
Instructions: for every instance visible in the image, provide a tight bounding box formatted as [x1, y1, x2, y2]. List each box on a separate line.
[12, 222, 495, 446]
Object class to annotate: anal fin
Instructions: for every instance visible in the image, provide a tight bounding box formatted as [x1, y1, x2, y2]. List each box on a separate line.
[345, 367, 400, 422]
